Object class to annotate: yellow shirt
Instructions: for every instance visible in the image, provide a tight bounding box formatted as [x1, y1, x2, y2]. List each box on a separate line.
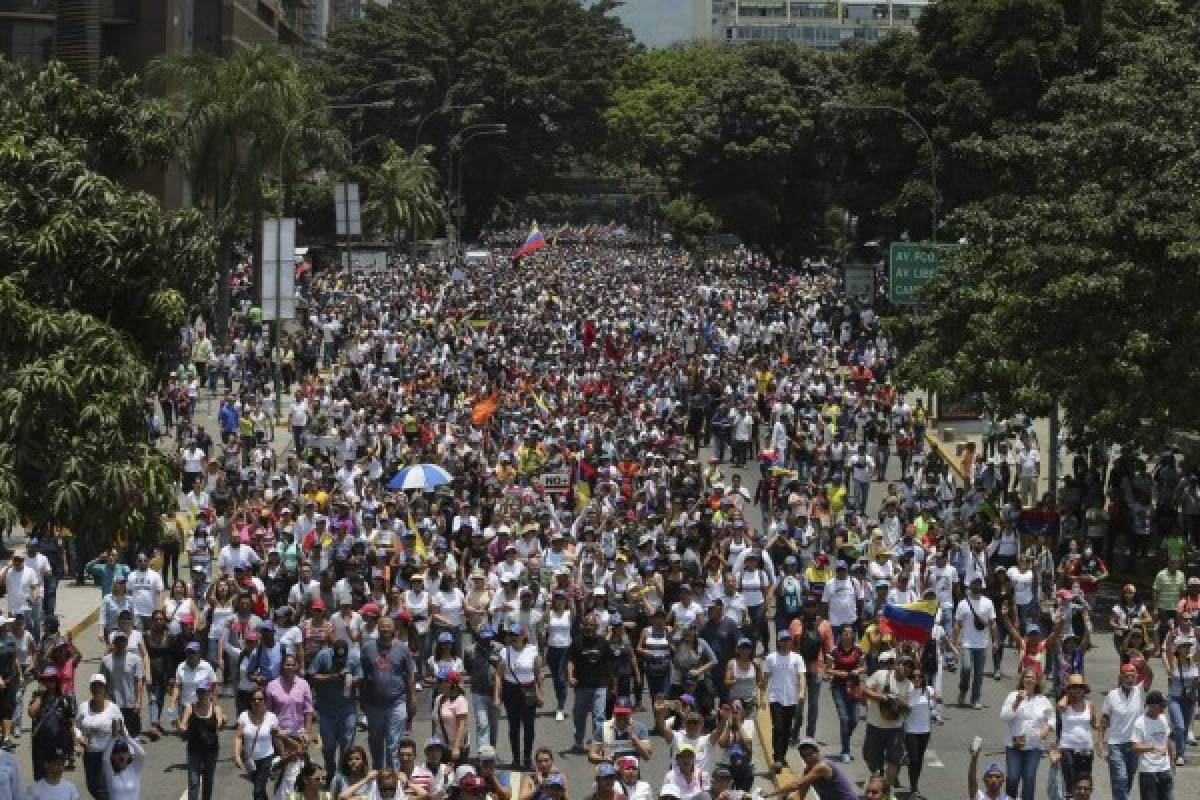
[755, 370, 773, 395]
[828, 485, 847, 516]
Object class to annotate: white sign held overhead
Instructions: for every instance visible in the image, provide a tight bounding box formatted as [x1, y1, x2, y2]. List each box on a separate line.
[334, 182, 362, 237]
[262, 217, 297, 321]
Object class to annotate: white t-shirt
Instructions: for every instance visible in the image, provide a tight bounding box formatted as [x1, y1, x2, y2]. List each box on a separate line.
[126, 569, 164, 617]
[4, 565, 38, 614]
[1101, 686, 1144, 744]
[1133, 713, 1172, 773]
[78, 700, 124, 753]
[1008, 567, 1035, 607]
[174, 660, 219, 706]
[762, 651, 806, 706]
[928, 564, 958, 607]
[434, 589, 466, 627]
[955, 594, 996, 649]
[822, 577, 859, 626]
[238, 710, 280, 762]
[670, 730, 715, 773]
[25, 780, 81, 800]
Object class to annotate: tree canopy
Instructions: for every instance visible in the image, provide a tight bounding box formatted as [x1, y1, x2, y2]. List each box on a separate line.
[893, 4, 1200, 446]
[0, 60, 214, 548]
[0, 61, 215, 365]
[319, 0, 636, 237]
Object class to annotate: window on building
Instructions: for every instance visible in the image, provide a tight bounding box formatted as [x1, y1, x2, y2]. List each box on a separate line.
[0, 1, 55, 13]
[0, 19, 54, 69]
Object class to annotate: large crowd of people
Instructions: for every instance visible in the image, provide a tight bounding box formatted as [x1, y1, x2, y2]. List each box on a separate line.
[3, 230, 1196, 800]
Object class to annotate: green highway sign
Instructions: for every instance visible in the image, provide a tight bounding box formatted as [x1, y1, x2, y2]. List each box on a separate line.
[889, 242, 956, 305]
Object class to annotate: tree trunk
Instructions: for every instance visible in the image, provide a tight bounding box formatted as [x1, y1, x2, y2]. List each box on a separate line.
[214, 234, 235, 345]
[251, 190, 264, 306]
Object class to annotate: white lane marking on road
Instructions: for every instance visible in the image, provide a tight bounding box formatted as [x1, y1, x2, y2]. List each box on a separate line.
[925, 749, 945, 768]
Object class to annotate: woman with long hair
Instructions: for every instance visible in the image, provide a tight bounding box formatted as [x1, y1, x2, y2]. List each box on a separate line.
[330, 745, 371, 799]
[180, 677, 225, 800]
[287, 759, 330, 800]
[544, 589, 573, 719]
[903, 665, 938, 800]
[432, 669, 469, 764]
[205, 578, 236, 679]
[826, 625, 865, 763]
[234, 687, 282, 800]
[78, 673, 124, 800]
[431, 573, 465, 660]
[1164, 637, 1198, 766]
[143, 609, 176, 741]
[494, 622, 542, 770]
[1056, 674, 1099, 795]
[1000, 668, 1054, 800]
[426, 633, 465, 705]
[723, 637, 760, 711]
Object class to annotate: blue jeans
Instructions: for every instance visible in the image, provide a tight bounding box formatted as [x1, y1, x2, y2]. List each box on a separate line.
[364, 699, 408, 770]
[317, 706, 357, 777]
[958, 646, 987, 704]
[1005, 746, 1042, 800]
[831, 683, 859, 756]
[853, 479, 869, 512]
[473, 692, 499, 749]
[1107, 742, 1138, 800]
[547, 646, 569, 711]
[572, 686, 607, 746]
[1169, 694, 1195, 761]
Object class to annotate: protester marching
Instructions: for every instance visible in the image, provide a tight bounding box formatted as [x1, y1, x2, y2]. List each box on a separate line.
[2, 226, 1196, 800]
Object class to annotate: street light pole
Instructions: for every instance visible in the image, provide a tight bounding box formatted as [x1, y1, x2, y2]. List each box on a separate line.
[824, 102, 938, 242]
[448, 125, 507, 255]
[271, 100, 391, 419]
[414, 103, 484, 149]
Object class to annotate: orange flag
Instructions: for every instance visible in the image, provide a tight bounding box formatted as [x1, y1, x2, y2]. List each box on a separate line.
[472, 391, 499, 426]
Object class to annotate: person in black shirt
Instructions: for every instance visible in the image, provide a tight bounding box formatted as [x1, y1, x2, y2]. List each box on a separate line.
[567, 613, 612, 753]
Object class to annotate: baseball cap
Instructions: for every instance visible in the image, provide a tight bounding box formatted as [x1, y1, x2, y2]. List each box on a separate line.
[777, 629, 792, 641]
[310, 598, 326, 611]
[677, 743, 696, 755]
[546, 773, 566, 788]
[595, 763, 617, 779]
[478, 745, 497, 761]
[186, 641, 202, 652]
[613, 704, 632, 715]
[737, 637, 753, 648]
[89, 673, 107, 686]
[616, 756, 638, 769]
[425, 736, 444, 749]
[438, 631, 455, 644]
[797, 737, 820, 751]
[983, 763, 1005, 777]
[460, 774, 486, 792]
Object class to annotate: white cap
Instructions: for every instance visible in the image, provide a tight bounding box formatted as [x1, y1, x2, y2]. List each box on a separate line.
[89, 673, 107, 685]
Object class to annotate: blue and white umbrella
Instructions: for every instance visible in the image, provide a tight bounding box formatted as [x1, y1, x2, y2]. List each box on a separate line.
[387, 463, 454, 491]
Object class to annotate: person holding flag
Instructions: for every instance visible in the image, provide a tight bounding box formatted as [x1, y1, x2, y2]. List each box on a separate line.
[512, 226, 547, 262]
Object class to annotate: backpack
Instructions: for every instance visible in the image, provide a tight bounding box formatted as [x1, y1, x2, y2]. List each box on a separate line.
[798, 624, 823, 662]
[780, 580, 803, 617]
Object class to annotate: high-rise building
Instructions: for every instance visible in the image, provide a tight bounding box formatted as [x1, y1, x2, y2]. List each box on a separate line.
[581, 0, 711, 49]
[714, 0, 931, 50]
[0, 1, 305, 85]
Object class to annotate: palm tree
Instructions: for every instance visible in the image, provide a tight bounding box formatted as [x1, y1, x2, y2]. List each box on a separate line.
[364, 143, 444, 257]
[148, 45, 341, 341]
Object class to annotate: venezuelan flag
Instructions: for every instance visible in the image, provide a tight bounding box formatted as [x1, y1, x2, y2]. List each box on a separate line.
[879, 598, 939, 645]
[512, 226, 547, 261]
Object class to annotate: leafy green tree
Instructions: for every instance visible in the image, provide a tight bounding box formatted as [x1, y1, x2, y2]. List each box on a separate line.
[894, 13, 1200, 446]
[0, 60, 214, 366]
[0, 279, 175, 550]
[149, 45, 341, 340]
[319, 0, 635, 237]
[364, 143, 443, 252]
[607, 42, 842, 259]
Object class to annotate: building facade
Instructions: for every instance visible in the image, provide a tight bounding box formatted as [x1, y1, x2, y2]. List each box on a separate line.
[715, 0, 931, 50]
[0, 0, 305, 85]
